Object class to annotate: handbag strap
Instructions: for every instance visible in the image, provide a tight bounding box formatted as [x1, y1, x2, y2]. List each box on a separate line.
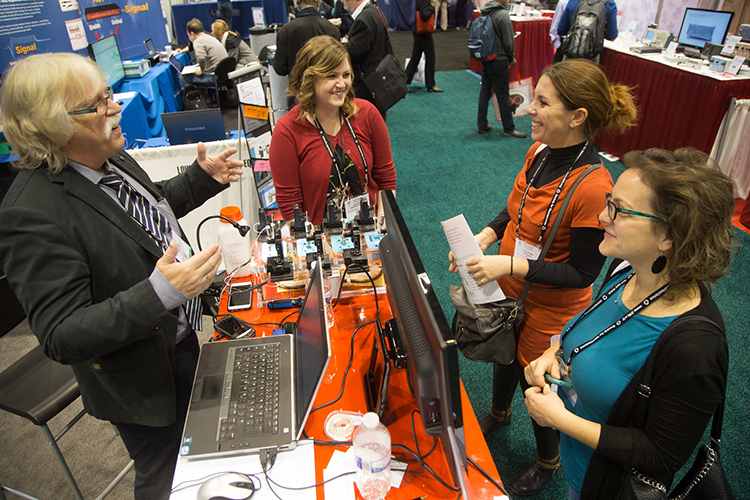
[374, 6, 398, 57]
[632, 315, 725, 447]
[515, 163, 600, 306]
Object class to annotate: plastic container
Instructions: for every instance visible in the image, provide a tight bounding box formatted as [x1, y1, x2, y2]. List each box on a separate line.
[352, 412, 391, 500]
[218, 206, 252, 278]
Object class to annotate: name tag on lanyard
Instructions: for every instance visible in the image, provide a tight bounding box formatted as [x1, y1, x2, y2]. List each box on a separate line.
[514, 237, 542, 261]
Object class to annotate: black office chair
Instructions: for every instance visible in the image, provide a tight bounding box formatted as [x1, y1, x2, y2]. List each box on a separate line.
[194, 56, 237, 108]
[0, 275, 134, 500]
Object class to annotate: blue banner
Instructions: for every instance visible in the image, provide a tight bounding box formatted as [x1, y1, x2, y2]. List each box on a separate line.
[1, 0, 168, 75]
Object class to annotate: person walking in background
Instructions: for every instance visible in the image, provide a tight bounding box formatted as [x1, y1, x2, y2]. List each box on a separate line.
[455, 0, 471, 30]
[344, 0, 394, 120]
[476, 0, 526, 138]
[211, 19, 260, 68]
[557, 0, 618, 64]
[269, 36, 396, 225]
[450, 59, 637, 497]
[405, 0, 443, 92]
[525, 148, 734, 499]
[218, 0, 233, 25]
[274, 0, 341, 109]
[549, 0, 569, 62]
[331, 0, 354, 36]
[434, 0, 450, 30]
[273, 0, 341, 77]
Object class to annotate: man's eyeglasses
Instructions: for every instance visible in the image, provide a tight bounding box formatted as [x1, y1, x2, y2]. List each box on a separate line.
[68, 87, 113, 116]
[605, 193, 664, 221]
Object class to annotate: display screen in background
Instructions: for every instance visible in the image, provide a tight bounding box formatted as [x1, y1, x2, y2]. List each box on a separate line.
[677, 8, 734, 49]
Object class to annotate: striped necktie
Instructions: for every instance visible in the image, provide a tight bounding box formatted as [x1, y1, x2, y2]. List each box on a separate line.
[100, 169, 203, 331]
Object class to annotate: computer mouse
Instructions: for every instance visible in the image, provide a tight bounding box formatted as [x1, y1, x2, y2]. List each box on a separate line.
[196, 473, 256, 500]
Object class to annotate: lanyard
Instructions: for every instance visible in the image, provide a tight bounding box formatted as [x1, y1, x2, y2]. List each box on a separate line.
[314, 112, 369, 191]
[516, 142, 588, 247]
[560, 272, 670, 374]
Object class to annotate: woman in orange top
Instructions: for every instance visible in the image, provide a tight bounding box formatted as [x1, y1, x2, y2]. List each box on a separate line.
[450, 59, 637, 497]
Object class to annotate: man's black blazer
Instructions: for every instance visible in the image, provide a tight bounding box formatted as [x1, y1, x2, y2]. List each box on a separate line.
[0, 151, 226, 426]
[273, 12, 341, 77]
[346, 3, 391, 102]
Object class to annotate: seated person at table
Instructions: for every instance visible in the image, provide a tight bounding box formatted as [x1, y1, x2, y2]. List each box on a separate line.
[269, 36, 397, 225]
[180, 18, 229, 85]
[211, 19, 260, 69]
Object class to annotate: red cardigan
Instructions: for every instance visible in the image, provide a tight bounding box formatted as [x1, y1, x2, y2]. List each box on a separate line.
[269, 98, 397, 225]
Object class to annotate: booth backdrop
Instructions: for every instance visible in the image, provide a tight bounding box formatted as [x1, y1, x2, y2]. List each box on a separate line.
[0, 0, 169, 76]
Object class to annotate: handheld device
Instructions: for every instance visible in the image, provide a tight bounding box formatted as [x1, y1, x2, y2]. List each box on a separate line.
[227, 282, 254, 311]
[545, 373, 573, 389]
[214, 314, 255, 340]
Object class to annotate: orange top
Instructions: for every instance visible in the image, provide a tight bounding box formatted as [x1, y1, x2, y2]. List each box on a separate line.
[498, 143, 613, 366]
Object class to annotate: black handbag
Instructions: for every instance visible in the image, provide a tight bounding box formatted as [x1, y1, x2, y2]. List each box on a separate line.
[361, 8, 409, 113]
[616, 317, 735, 500]
[449, 283, 526, 365]
[451, 164, 601, 365]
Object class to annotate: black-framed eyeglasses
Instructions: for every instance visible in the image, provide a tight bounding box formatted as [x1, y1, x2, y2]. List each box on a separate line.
[605, 193, 664, 221]
[68, 87, 113, 116]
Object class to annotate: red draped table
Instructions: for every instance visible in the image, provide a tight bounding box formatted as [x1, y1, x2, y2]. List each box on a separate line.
[597, 43, 750, 158]
[470, 16, 555, 86]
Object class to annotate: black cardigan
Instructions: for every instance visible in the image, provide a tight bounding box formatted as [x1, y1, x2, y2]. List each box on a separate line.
[580, 276, 728, 499]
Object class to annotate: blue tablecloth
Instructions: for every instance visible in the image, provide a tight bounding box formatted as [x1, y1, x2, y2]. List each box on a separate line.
[118, 92, 152, 147]
[173, 0, 288, 45]
[119, 53, 190, 139]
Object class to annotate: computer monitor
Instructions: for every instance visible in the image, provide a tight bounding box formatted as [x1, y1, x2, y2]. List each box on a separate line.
[378, 190, 469, 498]
[676, 8, 735, 50]
[87, 34, 126, 88]
[144, 37, 157, 57]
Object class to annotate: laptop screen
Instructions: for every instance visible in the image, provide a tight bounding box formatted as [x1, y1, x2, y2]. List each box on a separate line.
[294, 260, 331, 435]
[169, 54, 184, 73]
[144, 37, 157, 56]
[161, 109, 227, 145]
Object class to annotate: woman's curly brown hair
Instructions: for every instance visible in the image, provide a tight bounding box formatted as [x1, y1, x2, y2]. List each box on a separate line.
[287, 35, 358, 121]
[624, 147, 738, 296]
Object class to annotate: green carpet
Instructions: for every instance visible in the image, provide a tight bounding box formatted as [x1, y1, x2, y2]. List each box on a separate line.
[384, 70, 749, 499]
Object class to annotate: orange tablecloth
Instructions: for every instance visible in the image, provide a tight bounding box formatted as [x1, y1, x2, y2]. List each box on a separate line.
[219, 282, 505, 499]
[470, 16, 555, 86]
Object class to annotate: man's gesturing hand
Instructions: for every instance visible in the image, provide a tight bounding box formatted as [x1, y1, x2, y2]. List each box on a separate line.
[157, 241, 223, 298]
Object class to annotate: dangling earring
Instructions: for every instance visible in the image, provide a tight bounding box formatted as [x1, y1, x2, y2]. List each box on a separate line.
[651, 251, 667, 274]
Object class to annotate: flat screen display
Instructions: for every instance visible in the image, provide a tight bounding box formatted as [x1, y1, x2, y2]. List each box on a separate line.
[88, 34, 126, 87]
[676, 8, 735, 49]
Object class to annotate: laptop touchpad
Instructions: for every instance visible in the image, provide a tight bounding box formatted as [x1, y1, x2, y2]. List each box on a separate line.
[195, 374, 223, 401]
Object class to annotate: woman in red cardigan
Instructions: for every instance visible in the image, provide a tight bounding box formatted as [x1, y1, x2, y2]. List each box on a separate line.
[269, 35, 397, 225]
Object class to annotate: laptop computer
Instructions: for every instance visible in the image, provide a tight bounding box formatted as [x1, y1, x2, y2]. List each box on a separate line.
[169, 54, 199, 75]
[144, 37, 157, 57]
[179, 258, 331, 459]
[161, 109, 227, 145]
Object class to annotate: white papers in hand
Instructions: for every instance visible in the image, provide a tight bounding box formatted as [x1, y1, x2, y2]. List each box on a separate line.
[442, 214, 506, 305]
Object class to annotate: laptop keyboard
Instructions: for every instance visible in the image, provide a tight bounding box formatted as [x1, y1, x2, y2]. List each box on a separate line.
[218, 344, 281, 445]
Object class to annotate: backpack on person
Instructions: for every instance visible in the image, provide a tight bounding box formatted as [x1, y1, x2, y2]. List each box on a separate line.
[561, 0, 607, 59]
[467, 11, 499, 61]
